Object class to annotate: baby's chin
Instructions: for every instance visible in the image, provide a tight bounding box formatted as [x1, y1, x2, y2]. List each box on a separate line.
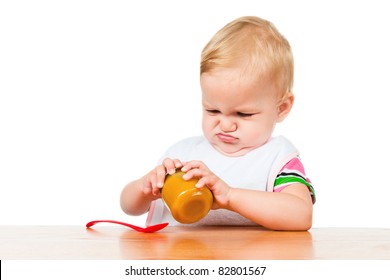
[211, 142, 256, 157]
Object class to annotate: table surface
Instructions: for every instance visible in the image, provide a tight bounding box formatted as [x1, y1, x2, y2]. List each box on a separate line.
[1, 226, 390, 260]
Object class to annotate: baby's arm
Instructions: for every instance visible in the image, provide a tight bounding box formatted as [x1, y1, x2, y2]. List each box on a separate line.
[182, 160, 313, 230]
[226, 184, 313, 230]
[120, 158, 183, 216]
[120, 177, 157, 216]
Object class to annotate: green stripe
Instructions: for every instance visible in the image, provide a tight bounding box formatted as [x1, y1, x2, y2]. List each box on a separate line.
[274, 175, 316, 203]
[274, 175, 311, 188]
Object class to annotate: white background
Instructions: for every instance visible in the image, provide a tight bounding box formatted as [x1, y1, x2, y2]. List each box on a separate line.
[1, 0, 389, 228]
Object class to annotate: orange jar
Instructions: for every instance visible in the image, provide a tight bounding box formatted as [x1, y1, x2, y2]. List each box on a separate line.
[161, 171, 213, 224]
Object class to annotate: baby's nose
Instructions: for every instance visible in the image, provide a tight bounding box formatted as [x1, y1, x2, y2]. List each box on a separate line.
[220, 117, 237, 132]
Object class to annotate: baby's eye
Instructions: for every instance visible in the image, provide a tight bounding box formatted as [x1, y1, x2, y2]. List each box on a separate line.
[206, 109, 220, 114]
[237, 112, 253, 118]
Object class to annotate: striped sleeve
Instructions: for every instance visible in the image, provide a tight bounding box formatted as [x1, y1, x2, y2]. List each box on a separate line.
[274, 157, 316, 204]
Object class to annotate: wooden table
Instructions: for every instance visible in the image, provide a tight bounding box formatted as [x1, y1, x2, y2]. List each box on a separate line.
[1, 226, 390, 259]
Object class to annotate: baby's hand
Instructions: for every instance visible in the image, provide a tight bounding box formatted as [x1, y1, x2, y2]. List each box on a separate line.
[142, 158, 184, 197]
[181, 160, 231, 209]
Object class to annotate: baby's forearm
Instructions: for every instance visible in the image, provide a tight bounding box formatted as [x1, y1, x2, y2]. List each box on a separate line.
[226, 185, 312, 230]
[120, 178, 154, 216]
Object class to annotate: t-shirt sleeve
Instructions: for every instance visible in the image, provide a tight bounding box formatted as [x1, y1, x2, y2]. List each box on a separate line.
[273, 157, 316, 204]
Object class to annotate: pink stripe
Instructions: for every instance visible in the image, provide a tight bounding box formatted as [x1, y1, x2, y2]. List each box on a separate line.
[280, 157, 312, 184]
[274, 185, 288, 193]
[282, 157, 305, 173]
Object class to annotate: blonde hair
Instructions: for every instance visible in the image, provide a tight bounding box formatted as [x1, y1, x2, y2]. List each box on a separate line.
[201, 16, 294, 98]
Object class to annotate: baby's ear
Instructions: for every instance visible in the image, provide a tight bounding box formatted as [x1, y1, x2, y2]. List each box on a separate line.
[277, 93, 294, 122]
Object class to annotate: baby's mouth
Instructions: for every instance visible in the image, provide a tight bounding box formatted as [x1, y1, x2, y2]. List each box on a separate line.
[216, 133, 238, 143]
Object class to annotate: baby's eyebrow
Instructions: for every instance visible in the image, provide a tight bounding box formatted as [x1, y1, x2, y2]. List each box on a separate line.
[202, 102, 216, 108]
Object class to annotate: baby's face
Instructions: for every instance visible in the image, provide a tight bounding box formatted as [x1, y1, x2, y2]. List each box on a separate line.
[200, 68, 286, 157]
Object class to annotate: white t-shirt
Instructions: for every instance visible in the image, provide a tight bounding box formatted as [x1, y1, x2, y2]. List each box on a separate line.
[146, 135, 299, 226]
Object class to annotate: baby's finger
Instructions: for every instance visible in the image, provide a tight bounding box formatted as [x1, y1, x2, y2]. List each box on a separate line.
[144, 168, 165, 197]
[173, 159, 184, 169]
[196, 175, 219, 189]
[182, 168, 206, 181]
[147, 172, 162, 196]
[152, 185, 162, 196]
[162, 158, 178, 175]
[155, 165, 167, 188]
[142, 186, 153, 196]
[181, 160, 205, 172]
[143, 175, 155, 195]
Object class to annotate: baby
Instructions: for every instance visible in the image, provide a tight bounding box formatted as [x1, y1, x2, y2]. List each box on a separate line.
[120, 16, 315, 230]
